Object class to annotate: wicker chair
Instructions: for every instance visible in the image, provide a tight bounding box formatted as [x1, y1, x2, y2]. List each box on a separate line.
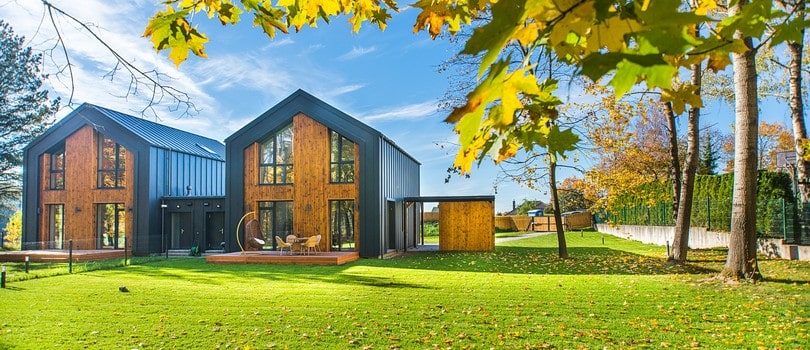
[303, 235, 319, 255]
[313, 234, 322, 253]
[274, 236, 292, 255]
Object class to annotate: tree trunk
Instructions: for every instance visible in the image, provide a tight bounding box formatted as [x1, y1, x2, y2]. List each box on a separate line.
[664, 101, 682, 221]
[722, 0, 761, 281]
[668, 64, 702, 264]
[549, 155, 568, 259]
[788, 24, 808, 202]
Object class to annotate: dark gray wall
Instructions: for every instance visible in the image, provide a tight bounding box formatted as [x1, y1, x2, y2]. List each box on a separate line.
[379, 139, 421, 254]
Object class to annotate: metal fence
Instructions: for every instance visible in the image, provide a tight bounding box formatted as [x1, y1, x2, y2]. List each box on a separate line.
[0, 238, 170, 286]
[601, 199, 810, 245]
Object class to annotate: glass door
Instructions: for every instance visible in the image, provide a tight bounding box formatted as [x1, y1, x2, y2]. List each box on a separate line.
[47, 204, 64, 249]
[97, 203, 125, 249]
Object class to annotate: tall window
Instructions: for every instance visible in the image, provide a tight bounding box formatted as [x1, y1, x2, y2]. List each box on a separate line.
[97, 203, 125, 249]
[259, 124, 294, 184]
[49, 148, 65, 190]
[97, 134, 126, 188]
[330, 200, 355, 251]
[330, 131, 355, 183]
[258, 201, 294, 250]
[47, 204, 64, 249]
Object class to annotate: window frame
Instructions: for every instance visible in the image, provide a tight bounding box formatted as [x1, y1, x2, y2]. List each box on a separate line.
[49, 148, 65, 190]
[97, 203, 125, 249]
[97, 134, 126, 189]
[330, 199, 355, 251]
[330, 131, 355, 184]
[259, 124, 294, 185]
[47, 204, 64, 249]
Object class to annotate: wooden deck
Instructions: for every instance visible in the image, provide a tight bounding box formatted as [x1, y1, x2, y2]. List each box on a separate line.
[206, 251, 360, 265]
[0, 249, 127, 263]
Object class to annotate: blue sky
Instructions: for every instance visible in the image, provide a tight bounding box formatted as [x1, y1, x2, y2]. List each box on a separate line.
[1, 1, 799, 213]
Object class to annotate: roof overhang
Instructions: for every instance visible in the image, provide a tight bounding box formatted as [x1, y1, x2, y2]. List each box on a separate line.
[404, 195, 495, 203]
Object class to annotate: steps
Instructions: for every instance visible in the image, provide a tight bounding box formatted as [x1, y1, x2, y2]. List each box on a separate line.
[166, 249, 225, 257]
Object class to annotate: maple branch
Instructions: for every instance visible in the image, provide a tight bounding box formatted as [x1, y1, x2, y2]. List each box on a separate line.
[40, 0, 199, 118]
[45, 3, 74, 105]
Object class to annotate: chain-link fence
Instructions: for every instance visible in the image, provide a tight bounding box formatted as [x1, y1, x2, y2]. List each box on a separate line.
[600, 199, 810, 244]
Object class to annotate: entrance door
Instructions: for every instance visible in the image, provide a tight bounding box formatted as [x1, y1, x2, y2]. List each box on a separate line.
[170, 212, 194, 249]
[205, 212, 225, 251]
[387, 200, 397, 250]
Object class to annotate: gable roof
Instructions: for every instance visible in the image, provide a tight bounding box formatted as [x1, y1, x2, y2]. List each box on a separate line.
[226, 89, 419, 164]
[78, 104, 225, 161]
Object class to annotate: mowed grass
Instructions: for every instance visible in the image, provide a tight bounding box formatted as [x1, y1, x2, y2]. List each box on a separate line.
[0, 231, 808, 349]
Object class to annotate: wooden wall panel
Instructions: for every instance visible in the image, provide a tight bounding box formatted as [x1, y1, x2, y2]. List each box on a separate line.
[494, 216, 518, 231]
[529, 216, 559, 232]
[439, 201, 495, 251]
[37, 126, 134, 250]
[242, 114, 360, 252]
[564, 212, 593, 230]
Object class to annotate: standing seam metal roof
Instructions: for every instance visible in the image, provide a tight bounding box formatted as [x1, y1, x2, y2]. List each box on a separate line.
[90, 104, 225, 161]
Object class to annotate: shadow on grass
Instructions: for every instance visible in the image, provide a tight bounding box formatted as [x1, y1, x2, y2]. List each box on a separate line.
[378, 246, 721, 276]
[116, 258, 435, 290]
[113, 245, 719, 290]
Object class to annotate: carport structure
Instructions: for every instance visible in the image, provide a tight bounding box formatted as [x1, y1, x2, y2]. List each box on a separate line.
[405, 196, 496, 252]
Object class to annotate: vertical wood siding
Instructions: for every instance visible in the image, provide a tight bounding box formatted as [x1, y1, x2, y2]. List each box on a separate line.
[438, 201, 495, 251]
[242, 114, 359, 252]
[37, 126, 134, 249]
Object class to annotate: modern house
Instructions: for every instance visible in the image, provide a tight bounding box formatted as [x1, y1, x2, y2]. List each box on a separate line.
[21, 103, 226, 255]
[224, 90, 421, 258]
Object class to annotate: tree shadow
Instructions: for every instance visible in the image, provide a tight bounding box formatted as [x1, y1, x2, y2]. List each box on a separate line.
[375, 246, 720, 276]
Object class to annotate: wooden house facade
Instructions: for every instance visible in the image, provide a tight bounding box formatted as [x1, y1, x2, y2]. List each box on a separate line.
[22, 103, 225, 255]
[225, 90, 421, 258]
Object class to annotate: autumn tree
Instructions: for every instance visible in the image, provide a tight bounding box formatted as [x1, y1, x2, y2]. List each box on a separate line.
[2, 210, 21, 250]
[757, 121, 794, 170]
[763, 0, 808, 200]
[721, 121, 794, 171]
[437, 14, 579, 258]
[580, 88, 675, 212]
[0, 21, 60, 201]
[554, 177, 594, 213]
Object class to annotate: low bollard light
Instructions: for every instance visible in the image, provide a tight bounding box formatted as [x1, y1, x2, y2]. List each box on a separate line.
[1, 264, 6, 288]
[25, 256, 30, 273]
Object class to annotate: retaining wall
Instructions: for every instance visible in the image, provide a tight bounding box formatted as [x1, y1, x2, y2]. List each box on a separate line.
[595, 224, 808, 261]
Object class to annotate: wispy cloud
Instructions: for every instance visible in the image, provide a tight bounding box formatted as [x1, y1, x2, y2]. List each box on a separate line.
[261, 37, 295, 50]
[338, 46, 377, 61]
[326, 84, 365, 97]
[360, 100, 439, 122]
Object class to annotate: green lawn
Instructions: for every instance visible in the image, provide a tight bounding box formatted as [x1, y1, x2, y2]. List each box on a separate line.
[1, 231, 808, 349]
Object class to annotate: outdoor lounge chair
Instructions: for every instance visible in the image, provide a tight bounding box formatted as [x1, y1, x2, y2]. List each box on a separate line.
[313, 234, 322, 253]
[274, 236, 292, 255]
[304, 235, 319, 255]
